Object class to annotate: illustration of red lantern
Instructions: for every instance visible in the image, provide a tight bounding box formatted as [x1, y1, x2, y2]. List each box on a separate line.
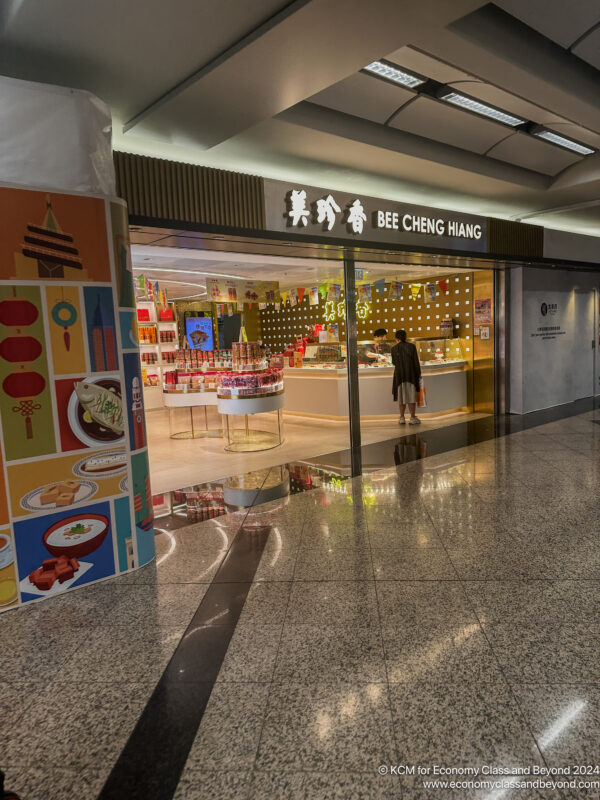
[0, 298, 39, 327]
[0, 291, 45, 440]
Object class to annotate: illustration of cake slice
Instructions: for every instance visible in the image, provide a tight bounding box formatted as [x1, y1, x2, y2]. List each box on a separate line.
[81, 452, 126, 474]
[40, 484, 61, 505]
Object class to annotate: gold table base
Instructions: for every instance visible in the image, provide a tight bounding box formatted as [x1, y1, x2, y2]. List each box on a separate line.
[224, 429, 283, 453]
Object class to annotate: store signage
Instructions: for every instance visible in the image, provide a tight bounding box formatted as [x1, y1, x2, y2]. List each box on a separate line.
[540, 302, 558, 316]
[206, 278, 279, 304]
[323, 300, 370, 322]
[264, 180, 487, 252]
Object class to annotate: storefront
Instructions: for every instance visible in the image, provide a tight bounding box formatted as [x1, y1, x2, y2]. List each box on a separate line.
[113, 151, 598, 488]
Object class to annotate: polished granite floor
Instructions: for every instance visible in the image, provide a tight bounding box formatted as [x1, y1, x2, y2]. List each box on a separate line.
[3, 406, 600, 799]
[146, 405, 487, 493]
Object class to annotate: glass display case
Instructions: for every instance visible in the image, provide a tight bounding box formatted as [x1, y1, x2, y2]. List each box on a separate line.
[414, 337, 466, 366]
[302, 343, 346, 367]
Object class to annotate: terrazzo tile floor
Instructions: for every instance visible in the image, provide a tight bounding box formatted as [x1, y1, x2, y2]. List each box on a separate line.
[3, 407, 600, 799]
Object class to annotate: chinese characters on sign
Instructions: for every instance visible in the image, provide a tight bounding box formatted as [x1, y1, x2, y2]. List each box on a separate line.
[285, 187, 483, 241]
[287, 191, 368, 235]
[323, 300, 370, 322]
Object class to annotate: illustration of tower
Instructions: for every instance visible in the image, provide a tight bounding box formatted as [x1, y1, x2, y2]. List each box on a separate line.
[20, 195, 83, 279]
[91, 293, 117, 372]
[131, 376, 146, 449]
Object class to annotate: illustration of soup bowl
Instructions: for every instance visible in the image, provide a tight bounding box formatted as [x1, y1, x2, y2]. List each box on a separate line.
[43, 513, 110, 559]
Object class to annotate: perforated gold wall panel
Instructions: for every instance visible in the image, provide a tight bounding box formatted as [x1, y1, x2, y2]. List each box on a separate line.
[259, 273, 475, 353]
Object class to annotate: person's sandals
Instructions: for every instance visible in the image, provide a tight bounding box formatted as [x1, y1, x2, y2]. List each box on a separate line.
[409, 416, 421, 425]
[399, 416, 406, 424]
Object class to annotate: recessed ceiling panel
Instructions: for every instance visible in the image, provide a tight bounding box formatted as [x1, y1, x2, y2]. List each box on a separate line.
[384, 46, 473, 85]
[573, 28, 600, 71]
[309, 72, 412, 124]
[389, 95, 509, 154]
[488, 132, 582, 175]
[494, 0, 600, 49]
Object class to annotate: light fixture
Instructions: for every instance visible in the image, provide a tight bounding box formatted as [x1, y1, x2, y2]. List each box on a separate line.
[437, 90, 525, 127]
[132, 266, 246, 279]
[530, 126, 595, 155]
[363, 60, 425, 89]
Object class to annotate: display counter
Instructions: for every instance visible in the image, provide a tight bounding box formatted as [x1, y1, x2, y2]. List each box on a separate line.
[163, 390, 221, 439]
[283, 361, 468, 419]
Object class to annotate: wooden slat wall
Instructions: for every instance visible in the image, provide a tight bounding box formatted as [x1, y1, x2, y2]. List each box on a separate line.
[113, 152, 265, 229]
[487, 218, 543, 259]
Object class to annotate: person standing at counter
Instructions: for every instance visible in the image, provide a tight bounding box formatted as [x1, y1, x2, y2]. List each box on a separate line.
[391, 329, 421, 425]
[362, 328, 391, 363]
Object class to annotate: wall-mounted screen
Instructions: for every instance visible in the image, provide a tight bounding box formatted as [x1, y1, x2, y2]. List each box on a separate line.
[185, 317, 214, 350]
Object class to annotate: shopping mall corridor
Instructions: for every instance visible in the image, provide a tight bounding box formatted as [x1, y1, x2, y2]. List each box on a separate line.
[2, 407, 600, 800]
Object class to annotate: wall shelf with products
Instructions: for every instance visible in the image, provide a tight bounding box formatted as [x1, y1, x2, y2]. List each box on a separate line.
[136, 299, 179, 409]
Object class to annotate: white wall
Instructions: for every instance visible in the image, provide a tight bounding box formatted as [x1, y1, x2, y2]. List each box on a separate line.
[509, 267, 600, 414]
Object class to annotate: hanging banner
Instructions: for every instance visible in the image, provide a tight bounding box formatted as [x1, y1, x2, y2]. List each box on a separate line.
[388, 281, 403, 301]
[281, 291, 288, 306]
[438, 279, 448, 295]
[206, 278, 279, 304]
[410, 284, 421, 301]
[135, 274, 147, 300]
[327, 283, 341, 302]
[263, 284, 279, 302]
[309, 286, 319, 306]
[297, 287, 306, 304]
[274, 302, 281, 311]
[318, 283, 328, 299]
[373, 278, 386, 297]
[358, 284, 372, 304]
[425, 283, 436, 302]
[289, 288, 297, 307]
[258, 302, 266, 310]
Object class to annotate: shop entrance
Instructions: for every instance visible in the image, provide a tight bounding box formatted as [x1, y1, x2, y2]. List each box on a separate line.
[129, 226, 501, 496]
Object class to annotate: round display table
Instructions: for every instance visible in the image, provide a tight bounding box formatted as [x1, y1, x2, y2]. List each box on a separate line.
[164, 391, 222, 439]
[217, 391, 284, 452]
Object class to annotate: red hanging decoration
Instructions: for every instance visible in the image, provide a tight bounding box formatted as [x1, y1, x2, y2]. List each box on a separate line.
[3, 372, 46, 440]
[0, 289, 45, 440]
[0, 336, 42, 364]
[0, 298, 39, 327]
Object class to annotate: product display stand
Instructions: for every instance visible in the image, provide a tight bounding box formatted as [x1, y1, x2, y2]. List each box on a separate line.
[217, 392, 284, 452]
[163, 391, 222, 439]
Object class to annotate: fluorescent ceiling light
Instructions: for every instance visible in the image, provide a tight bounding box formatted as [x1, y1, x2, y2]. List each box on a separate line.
[140, 278, 206, 288]
[132, 266, 244, 279]
[363, 60, 425, 89]
[532, 128, 595, 155]
[438, 91, 525, 127]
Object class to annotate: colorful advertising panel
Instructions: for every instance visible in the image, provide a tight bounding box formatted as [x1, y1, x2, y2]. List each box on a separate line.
[0, 186, 155, 613]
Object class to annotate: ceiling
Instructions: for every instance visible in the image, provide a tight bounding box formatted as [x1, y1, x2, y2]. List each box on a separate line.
[2, 0, 599, 235]
[131, 243, 474, 298]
